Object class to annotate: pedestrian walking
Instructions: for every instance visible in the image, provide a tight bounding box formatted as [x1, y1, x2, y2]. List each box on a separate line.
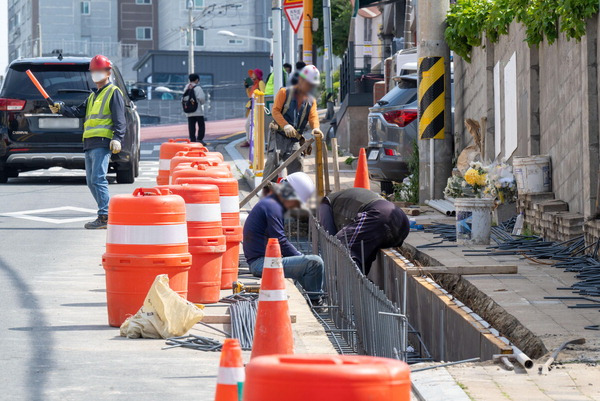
[318, 188, 411, 275]
[242, 69, 265, 147]
[182, 73, 206, 144]
[263, 65, 323, 181]
[49, 55, 126, 229]
[243, 172, 325, 305]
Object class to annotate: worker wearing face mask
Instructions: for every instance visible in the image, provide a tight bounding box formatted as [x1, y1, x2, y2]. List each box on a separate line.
[49, 55, 126, 229]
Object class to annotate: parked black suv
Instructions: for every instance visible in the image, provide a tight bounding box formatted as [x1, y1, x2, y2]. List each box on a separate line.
[0, 56, 145, 183]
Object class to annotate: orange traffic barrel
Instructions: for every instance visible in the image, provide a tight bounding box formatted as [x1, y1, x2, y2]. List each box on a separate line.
[171, 161, 233, 184]
[102, 187, 191, 327]
[174, 176, 242, 289]
[156, 184, 226, 303]
[243, 355, 411, 401]
[157, 139, 208, 185]
[170, 150, 227, 178]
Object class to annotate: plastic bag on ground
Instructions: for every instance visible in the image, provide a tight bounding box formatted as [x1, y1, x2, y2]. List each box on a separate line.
[120, 274, 204, 339]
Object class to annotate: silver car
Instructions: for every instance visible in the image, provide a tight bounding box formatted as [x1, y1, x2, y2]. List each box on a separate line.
[367, 75, 418, 194]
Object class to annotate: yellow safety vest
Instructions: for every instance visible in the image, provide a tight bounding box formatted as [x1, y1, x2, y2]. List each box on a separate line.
[83, 84, 121, 140]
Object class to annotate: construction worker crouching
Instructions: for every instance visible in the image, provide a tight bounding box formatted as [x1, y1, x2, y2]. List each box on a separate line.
[243, 172, 325, 305]
[263, 65, 323, 181]
[49, 55, 126, 229]
[318, 188, 411, 275]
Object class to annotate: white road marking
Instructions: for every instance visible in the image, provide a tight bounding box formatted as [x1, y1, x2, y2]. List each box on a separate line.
[0, 206, 98, 224]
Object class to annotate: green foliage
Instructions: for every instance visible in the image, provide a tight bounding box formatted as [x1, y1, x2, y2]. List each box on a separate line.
[392, 140, 419, 204]
[312, 0, 353, 57]
[445, 0, 599, 62]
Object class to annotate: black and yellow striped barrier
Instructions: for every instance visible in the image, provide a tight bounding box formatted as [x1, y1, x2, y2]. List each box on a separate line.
[418, 57, 445, 140]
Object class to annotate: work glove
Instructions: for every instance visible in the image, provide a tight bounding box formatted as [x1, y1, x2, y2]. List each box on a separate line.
[109, 140, 122, 154]
[283, 124, 297, 138]
[49, 102, 63, 114]
[312, 128, 324, 139]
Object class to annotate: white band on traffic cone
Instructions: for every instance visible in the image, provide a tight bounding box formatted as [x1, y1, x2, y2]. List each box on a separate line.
[220, 196, 240, 213]
[258, 289, 287, 302]
[185, 203, 222, 222]
[107, 224, 188, 245]
[158, 159, 171, 171]
[217, 367, 245, 385]
[263, 257, 283, 269]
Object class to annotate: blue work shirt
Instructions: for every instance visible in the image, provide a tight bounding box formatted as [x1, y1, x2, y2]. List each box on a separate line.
[243, 194, 301, 265]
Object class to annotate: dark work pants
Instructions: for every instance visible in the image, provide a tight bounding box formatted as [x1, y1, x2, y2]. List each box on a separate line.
[187, 116, 205, 143]
[319, 199, 410, 275]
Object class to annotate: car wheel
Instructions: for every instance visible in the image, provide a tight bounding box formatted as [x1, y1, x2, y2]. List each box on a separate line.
[381, 180, 394, 195]
[116, 161, 135, 184]
[0, 172, 8, 184]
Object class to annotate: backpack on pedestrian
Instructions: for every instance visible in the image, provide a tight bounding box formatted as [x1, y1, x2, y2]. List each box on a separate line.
[182, 84, 198, 113]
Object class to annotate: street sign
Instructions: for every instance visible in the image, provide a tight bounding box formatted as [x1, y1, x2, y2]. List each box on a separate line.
[283, 0, 304, 34]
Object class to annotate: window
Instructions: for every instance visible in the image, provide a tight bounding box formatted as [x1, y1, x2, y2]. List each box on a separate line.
[135, 0, 151, 4]
[186, 0, 203, 8]
[81, 1, 90, 15]
[268, 17, 273, 31]
[195, 29, 204, 46]
[186, 29, 204, 47]
[136, 27, 153, 41]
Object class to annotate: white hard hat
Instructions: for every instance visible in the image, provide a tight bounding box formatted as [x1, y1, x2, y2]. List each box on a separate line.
[299, 65, 320, 86]
[285, 172, 315, 203]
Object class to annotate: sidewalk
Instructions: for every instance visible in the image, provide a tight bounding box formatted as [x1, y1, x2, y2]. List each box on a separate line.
[405, 211, 600, 401]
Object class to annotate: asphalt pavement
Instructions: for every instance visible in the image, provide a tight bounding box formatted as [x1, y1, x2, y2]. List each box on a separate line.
[0, 141, 231, 400]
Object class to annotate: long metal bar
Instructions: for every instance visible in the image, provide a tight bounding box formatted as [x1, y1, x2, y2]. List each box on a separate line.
[239, 138, 315, 207]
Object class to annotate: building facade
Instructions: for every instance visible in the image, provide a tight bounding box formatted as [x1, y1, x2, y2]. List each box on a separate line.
[118, 0, 159, 58]
[157, 0, 271, 54]
[134, 50, 270, 123]
[7, 0, 138, 81]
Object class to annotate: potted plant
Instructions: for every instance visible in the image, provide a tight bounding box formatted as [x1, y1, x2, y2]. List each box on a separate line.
[445, 162, 495, 245]
[485, 161, 518, 224]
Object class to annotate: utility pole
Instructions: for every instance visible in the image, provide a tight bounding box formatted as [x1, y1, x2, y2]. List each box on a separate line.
[303, 0, 313, 63]
[323, 0, 334, 119]
[37, 23, 42, 57]
[417, 0, 453, 201]
[187, 0, 195, 75]
[272, 0, 283, 94]
[288, 24, 296, 68]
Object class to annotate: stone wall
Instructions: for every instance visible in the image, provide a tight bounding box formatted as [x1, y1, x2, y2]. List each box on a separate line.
[454, 17, 600, 218]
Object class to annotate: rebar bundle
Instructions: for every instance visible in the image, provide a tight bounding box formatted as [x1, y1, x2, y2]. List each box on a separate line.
[229, 300, 257, 350]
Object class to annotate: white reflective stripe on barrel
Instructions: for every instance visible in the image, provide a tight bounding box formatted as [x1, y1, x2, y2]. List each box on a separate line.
[217, 367, 245, 385]
[185, 203, 222, 222]
[159, 159, 170, 171]
[263, 257, 283, 269]
[258, 289, 287, 302]
[107, 224, 188, 245]
[220, 195, 240, 214]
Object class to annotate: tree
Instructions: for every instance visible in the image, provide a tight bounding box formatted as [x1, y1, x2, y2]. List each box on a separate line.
[312, 0, 353, 57]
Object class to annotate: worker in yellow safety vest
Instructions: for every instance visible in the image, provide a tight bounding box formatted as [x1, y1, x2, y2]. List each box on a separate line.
[50, 54, 126, 229]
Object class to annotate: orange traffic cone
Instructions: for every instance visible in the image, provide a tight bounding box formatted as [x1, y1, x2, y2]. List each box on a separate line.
[215, 338, 245, 401]
[354, 148, 370, 189]
[250, 238, 294, 359]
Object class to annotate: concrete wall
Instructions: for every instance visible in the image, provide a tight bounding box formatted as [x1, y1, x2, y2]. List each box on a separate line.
[454, 17, 600, 217]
